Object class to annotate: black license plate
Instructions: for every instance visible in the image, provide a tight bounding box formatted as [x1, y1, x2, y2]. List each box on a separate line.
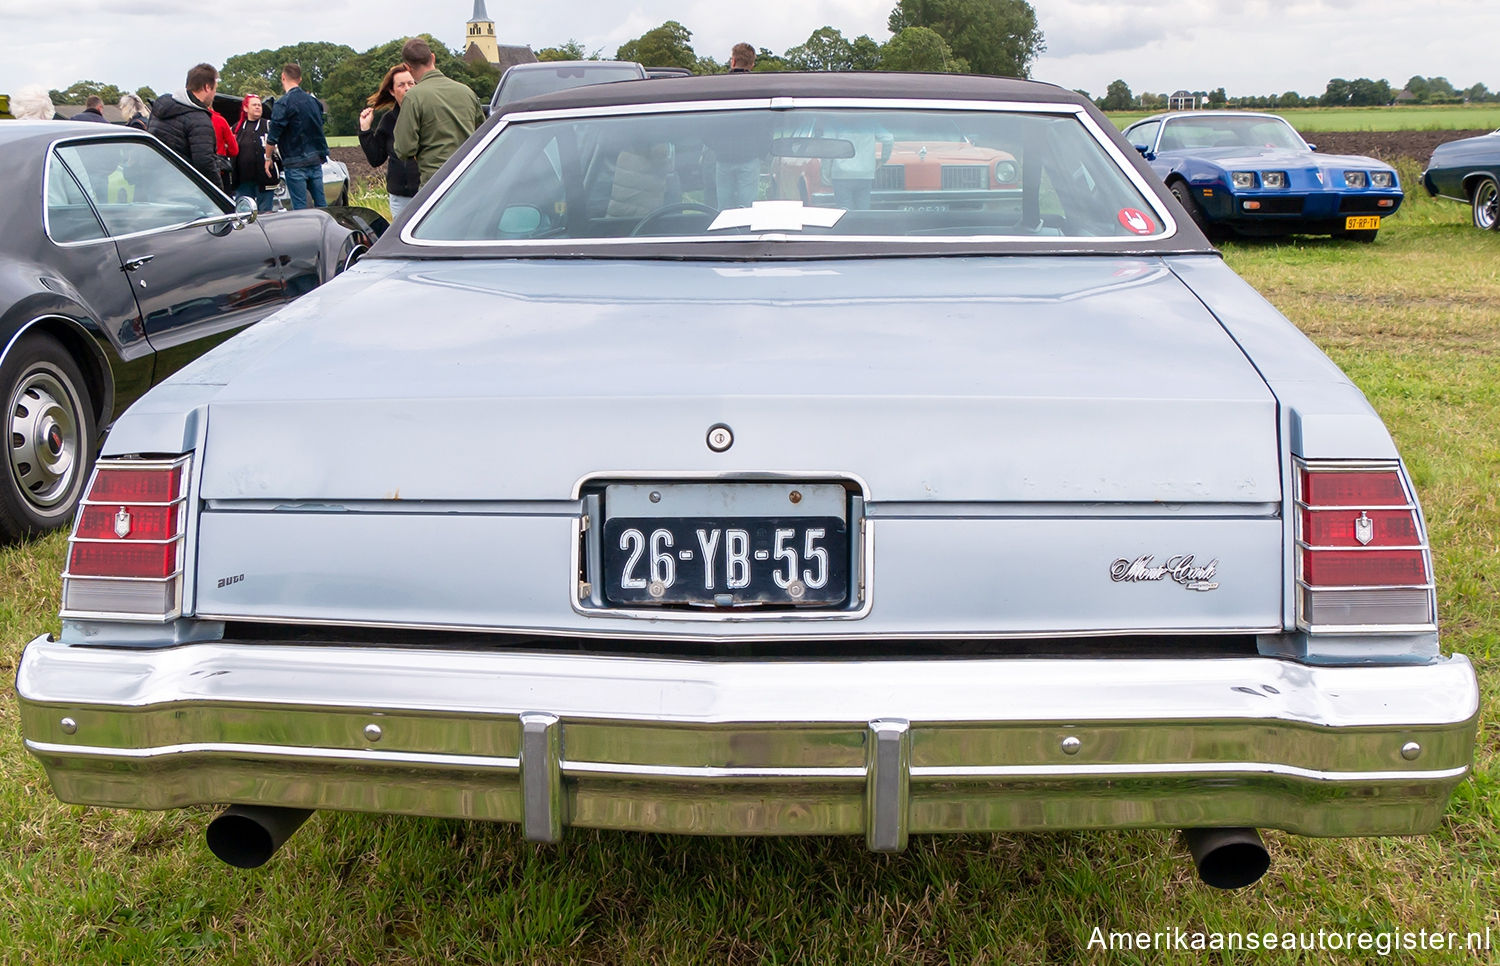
[603, 516, 849, 607]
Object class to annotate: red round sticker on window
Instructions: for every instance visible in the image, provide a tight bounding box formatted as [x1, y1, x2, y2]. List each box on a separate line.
[1118, 208, 1155, 234]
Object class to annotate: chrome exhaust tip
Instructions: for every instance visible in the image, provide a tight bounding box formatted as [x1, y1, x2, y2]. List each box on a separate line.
[1182, 827, 1270, 889]
[206, 806, 314, 868]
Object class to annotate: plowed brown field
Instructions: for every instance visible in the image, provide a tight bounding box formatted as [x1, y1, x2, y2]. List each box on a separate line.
[330, 130, 1493, 190]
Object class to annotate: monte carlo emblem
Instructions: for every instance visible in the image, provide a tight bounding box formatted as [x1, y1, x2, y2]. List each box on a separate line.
[1355, 511, 1374, 545]
[113, 507, 132, 538]
[1110, 554, 1220, 592]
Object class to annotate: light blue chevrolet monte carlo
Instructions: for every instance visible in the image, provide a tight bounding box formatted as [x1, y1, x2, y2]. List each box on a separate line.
[16, 73, 1477, 889]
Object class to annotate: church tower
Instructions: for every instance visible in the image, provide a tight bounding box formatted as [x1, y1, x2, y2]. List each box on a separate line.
[465, 0, 499, 65]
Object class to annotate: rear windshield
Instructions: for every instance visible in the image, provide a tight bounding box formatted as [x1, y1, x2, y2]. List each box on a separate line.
[409, 106, 1168, 245]
[494, 65, 644, 109]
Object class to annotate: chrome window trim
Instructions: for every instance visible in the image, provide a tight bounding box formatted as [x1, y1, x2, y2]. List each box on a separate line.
[400, 97, 1178, 249]
[44, 135, 234, 250]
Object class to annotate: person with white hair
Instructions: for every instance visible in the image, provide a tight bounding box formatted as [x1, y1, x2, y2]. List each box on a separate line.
[118, 92, 150, 131]
[11, 85, 55, 121]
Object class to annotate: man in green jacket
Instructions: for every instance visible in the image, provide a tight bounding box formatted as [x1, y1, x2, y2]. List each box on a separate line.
[392, 37, 485, 188]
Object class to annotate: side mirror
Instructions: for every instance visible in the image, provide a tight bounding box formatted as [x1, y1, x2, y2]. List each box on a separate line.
[1306, 143, 1318, 152]
[232, 195, 258, 228]
[498, 205, 543, 235]
[1132, 144, 1155, 160]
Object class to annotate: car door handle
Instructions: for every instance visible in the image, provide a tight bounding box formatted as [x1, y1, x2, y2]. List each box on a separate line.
[121, 255, 156, 272]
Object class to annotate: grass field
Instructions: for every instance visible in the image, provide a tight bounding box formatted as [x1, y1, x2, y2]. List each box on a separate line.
[1108, 103, 1500, 132]
[3, 170, 1498, 965]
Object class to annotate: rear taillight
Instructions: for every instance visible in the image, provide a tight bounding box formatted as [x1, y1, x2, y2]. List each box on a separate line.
[1295, 459, 1435, 632]
[61, 456, 190, 621]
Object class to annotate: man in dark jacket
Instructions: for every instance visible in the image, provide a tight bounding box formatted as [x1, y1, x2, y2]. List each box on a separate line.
[264, 62, 329, 209]
[69, 96, 109, 122]
[148, 64, 220, 182]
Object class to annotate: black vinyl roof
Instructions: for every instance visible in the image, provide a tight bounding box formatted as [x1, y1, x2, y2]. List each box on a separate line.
[500, 71, 1088, 117]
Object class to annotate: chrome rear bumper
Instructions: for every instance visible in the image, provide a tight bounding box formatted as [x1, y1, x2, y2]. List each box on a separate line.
[17, 636, 1478, 850]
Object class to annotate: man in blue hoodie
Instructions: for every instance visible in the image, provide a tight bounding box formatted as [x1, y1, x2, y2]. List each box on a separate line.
[264, 62, 330, 209]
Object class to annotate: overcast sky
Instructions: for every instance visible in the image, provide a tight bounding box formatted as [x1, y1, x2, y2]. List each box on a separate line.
[2, 0, 1496, 105]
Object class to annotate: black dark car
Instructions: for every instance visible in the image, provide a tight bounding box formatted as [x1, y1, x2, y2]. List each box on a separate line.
[487, 61, 647, 116]
[0, 120, 385, 540]
[1422, 129, 1500, 230]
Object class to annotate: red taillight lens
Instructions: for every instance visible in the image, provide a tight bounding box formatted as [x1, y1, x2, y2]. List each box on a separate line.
[68, 540, 179, 578]
[1302, 549, 1429, 586]
[1298, 468, 1405, 506]
[88, 465, 183, 503]
[1296, 460, 1434, 631]
[63, 457, 190, 620]
[75, 503, 180, 541]
[1300, 508, 1420, 547]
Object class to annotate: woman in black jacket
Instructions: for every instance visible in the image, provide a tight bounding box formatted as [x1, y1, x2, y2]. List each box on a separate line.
[358, 64, 419, 219]
[231, 94, 277, 213]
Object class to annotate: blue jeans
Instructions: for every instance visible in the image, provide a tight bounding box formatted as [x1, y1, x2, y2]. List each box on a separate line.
[832, 179, 872, 211]
[283, 164, 325, 209]
[235, 183, 275, 213]
[715, 160, 760, 209]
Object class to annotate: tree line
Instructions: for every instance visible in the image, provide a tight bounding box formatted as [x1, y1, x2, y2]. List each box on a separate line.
[1093, 75, 1497, 112]
[44, 0, 1043, 136]
[546, 1, 1043, 78]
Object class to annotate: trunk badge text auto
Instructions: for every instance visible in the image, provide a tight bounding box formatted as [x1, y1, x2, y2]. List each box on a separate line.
[1110, 554, 1219, 592]
[113, 507, 131, 538]
[1355, 511, 1374, 545]
[707, 424, 734, 452]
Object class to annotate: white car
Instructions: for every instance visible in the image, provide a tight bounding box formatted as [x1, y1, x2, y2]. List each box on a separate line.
[274, 157, 349, 208]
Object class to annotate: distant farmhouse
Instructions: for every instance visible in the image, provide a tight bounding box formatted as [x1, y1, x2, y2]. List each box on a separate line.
[461, 0, 537, 71]
[1169, 90, 1200, 111]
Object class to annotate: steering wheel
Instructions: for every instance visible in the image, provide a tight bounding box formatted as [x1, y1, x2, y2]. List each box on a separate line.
[630, 201, 720, 236]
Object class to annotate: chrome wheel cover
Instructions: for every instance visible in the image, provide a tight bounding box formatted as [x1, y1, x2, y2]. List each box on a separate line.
[1475, 180, 1499, 231]
[8, 366, 82, 510]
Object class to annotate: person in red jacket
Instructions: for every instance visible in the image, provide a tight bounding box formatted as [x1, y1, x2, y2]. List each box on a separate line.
[210, 107, 239, 193]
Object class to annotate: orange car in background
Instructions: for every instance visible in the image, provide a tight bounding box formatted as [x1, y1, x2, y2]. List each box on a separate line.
[771, 114, 1020, 211]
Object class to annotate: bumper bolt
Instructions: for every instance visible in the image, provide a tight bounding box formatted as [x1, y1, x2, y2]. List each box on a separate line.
[1061, 736, 1082, 755]
[60, 717, 78, 735]
[1401, 741, 1422, 761]
[363, 724, 383, 742]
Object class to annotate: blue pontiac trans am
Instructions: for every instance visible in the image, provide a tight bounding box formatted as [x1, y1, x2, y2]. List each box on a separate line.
[1124, 111, 1403, 241]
